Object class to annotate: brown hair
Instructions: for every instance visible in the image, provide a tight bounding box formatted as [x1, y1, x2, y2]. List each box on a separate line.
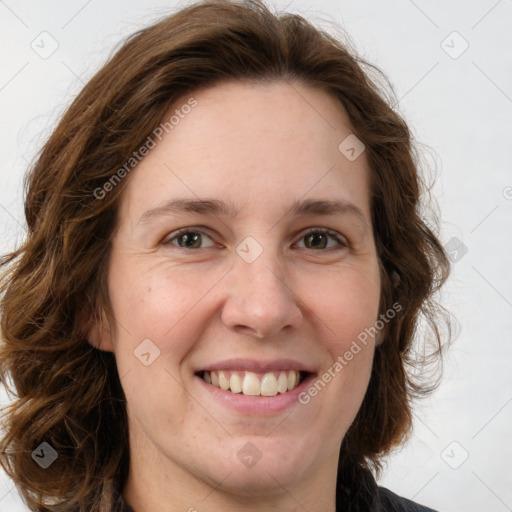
[0, 0, 450, 510]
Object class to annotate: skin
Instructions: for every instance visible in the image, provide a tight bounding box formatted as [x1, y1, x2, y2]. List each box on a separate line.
[88, 80, 382, 512]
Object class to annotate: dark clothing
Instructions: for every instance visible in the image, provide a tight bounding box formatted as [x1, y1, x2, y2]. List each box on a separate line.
[378, 487, 437, 511]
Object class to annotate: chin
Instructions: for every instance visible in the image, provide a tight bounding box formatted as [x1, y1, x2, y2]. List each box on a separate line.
[198, 439, 318, 495]
[212, 463, 306, 498]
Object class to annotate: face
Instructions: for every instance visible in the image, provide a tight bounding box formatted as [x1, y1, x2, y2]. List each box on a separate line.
[89, 80, 381, 505]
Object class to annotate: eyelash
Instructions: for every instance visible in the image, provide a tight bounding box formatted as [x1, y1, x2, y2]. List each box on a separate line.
[161, 227, 348, 251]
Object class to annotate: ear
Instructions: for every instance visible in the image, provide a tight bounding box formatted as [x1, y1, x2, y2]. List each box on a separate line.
[391, 270, 401, 289]
[374, 270, 401, 347]
[375, 329, 384, 347]
[83, 307, 115, 353]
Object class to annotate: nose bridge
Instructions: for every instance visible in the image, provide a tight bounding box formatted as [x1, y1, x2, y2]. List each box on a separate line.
[221, 237, 302, 338]
[236, 239, 288, 306]
[235, 232, 283, 282]
[244, 253, 283, 297]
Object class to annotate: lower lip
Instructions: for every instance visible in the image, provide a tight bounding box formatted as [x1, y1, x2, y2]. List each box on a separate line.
[194, 373, 316, 415]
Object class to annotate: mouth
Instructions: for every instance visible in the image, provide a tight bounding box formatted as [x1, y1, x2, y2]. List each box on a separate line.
[192, 358, 318, 414]
[195, 369, 310, 397]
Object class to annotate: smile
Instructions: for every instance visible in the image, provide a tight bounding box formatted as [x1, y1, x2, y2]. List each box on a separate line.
[199, 370, 306, 396]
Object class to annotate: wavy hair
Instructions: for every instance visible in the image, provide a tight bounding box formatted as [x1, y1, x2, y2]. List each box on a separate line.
[0, 0, 450, 510]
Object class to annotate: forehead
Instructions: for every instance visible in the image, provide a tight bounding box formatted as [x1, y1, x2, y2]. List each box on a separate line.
[118, 80, 371, 225]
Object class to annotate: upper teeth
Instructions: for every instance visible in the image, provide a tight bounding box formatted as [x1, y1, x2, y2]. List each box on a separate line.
[203, 370, 301, 396]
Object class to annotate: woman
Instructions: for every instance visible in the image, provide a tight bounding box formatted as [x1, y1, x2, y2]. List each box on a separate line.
[0, 0, 450, 510]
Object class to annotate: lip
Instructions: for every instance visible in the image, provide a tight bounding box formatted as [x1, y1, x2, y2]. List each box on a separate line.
[193, 371, 317, 415]
[194, 358, 317, 374]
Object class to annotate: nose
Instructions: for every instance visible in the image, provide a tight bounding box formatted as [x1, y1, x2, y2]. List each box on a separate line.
[221, 249, 303, 339]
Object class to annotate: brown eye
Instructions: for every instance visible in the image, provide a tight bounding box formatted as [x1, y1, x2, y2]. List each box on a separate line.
[296, 229, 346, 250]
[163, 230, 215, 249]
[304, 232, 328, 249]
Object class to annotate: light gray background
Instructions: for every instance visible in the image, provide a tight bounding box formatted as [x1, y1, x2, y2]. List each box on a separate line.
[1, 1, 511, 511]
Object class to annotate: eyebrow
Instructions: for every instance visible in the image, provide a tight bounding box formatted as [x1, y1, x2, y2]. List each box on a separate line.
[136, 197, 369, 229]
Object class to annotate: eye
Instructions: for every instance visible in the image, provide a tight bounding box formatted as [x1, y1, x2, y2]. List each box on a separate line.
[295, 228, 347, 250]
[161, 227, 347, 251]
[162, 229, 216, 249]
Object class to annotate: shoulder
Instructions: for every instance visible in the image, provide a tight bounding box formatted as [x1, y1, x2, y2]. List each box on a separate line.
[377, 486, 438, 512]
[335, 464, 438, 511]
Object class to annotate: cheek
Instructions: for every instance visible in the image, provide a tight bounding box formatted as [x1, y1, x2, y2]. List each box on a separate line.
[108, 257, 225, 359]
[296, 264, 379, 409]
[299, 263, 381, 345]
